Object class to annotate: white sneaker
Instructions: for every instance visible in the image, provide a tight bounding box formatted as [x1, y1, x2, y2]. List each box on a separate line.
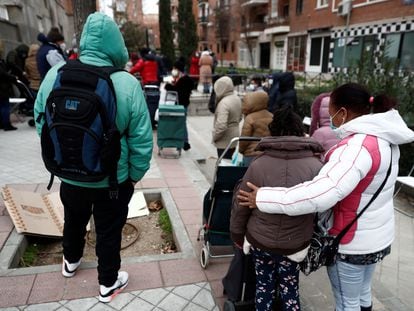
[62, 257, 82, 278]
[99, 271, 129, 303]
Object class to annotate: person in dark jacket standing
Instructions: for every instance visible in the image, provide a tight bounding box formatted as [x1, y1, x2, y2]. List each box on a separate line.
[0, 40, 18, 131]
[164, 60, 194, 150]
[271, 72, 298, 113]
[36, 27, 66, 80]
[231, 105, 323, 311]
[6, 44, 29, 86]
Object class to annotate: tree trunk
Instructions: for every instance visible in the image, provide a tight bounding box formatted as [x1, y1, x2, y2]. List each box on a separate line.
[73, 0, 97, 44]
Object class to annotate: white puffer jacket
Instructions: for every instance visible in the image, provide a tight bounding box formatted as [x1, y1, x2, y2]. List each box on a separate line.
[256, 110, 414, 255]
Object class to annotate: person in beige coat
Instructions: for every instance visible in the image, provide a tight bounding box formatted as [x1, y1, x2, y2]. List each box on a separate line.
[24, 44, 41, 93]
[198, 50, 213, 94]
[212, 76, 242, 159]
[239, 91, 273, 166]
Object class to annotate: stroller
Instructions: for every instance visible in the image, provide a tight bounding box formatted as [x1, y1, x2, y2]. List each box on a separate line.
[10, 80, 35, 127]
[157, 91, 186, 158]
[198, 136, 260, 269]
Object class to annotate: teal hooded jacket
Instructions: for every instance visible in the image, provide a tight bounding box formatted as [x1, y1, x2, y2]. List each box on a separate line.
[34, 13, 153, 188]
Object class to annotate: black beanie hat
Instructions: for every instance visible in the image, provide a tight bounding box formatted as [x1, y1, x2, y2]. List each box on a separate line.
[174, 60, 185, 72]
[47, 27, 64, 43]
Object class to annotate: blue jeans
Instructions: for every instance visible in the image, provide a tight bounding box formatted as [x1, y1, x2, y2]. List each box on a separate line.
[252, 247, 300, 311]
[327, 260, 376, 311]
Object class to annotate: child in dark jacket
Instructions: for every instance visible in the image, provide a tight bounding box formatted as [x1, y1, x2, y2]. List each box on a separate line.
[230, 105, 324, 311]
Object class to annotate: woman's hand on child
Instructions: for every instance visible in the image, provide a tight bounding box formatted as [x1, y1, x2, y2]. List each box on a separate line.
[237, 182, 259, 209]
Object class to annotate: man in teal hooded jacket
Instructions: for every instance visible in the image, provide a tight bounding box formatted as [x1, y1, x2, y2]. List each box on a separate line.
[34, 13, 153, 303]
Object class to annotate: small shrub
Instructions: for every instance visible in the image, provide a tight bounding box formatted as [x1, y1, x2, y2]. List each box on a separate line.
[20, 244, 39, 267]
[158, 209, 172, 235]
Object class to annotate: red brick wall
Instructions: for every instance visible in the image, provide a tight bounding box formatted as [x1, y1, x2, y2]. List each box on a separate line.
[291, 0, 414, 33]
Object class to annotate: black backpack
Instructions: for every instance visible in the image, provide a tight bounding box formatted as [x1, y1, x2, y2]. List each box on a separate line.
[40, 60, 123, 194]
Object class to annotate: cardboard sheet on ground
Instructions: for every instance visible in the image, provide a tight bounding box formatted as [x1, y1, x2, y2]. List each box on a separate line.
[1, 187, 148, 237]
[1, 186, 64, 237]
[128, 191, 149, 218]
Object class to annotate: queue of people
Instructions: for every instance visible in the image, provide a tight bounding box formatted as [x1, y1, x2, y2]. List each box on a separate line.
[2, 12, 414, 311]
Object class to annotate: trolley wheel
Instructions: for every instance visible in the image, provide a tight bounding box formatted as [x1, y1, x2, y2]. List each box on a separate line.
[223, 300, 236, 311]
[28, 119, 35, 127]
[200, 245, 209, 269]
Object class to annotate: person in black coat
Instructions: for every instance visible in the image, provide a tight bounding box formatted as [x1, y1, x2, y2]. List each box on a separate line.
[0, 42, 18, 131]
[268, 72, 298, 113]
[164, 60, 194, 150]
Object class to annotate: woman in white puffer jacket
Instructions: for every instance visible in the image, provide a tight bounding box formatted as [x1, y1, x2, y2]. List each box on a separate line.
[237, 83, 414, 311]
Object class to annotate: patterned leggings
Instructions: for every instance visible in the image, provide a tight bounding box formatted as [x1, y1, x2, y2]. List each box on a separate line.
[252, 247, 301, 311]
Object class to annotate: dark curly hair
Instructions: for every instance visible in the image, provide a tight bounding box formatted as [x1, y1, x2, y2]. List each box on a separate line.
[268, 105, 304, 137]
[330, 83, 397, 115]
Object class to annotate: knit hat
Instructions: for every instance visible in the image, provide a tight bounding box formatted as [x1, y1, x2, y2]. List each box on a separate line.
[47, 27, 64, 43]
[173, 60, 185, 73]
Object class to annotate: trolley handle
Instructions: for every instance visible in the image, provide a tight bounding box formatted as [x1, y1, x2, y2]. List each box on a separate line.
[216, 136, 261, 165]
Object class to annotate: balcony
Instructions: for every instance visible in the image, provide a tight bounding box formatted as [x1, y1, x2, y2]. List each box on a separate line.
[198, 0, 208, 4]
[241, 0, 268, 8]
[241, 22, 265, 38]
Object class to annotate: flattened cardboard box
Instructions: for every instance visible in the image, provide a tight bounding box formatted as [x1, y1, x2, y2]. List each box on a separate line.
[1, 186, 148, 238]
[1, 186, 64, 237]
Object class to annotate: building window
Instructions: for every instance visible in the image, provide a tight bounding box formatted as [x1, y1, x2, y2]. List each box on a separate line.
[0, 5, 9, 20]
[223, 42, 228, 53]
[317, 0, 329, 8]
[333, 35, 377, 68]
[231, 41, 235, 53]
[287, 35, 306, 71]
[271, 0, 278, 17]
[217, 43, 220, 54]
[385, 32, 414, 70]
[296, 0, 303, 14]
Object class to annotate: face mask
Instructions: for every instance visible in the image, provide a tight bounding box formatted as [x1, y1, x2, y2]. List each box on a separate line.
[247, 84, 256, 91]
[329, 109, 342, 130]
[268, 79, 273, 85]
[171, 69, 179, 77]
[59, 43, 66, 52]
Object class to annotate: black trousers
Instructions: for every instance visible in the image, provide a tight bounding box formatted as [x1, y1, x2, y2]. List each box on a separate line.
[60, 181, 133, 286]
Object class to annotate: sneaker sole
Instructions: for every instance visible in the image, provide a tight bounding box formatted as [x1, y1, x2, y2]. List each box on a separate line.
[99, 281, 128, 303]
[62, 261, 78, 278]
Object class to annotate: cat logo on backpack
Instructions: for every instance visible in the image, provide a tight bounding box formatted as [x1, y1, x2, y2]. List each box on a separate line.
[40, 60, 123, 195]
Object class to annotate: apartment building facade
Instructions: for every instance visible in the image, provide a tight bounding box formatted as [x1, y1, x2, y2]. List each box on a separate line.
[197, 0, 414, 72]
[0, 0, 75, 54]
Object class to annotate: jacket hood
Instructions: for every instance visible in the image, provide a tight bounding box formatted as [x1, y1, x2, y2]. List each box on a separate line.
[28, 44, 39, 57]
[37, 33, 48, 44]
[242, 91, 269, 114]
[214, 76, 234, 102]
[279, 72, 295, 92]
[79, 12, 128, 68]
[339, 109, 414, 145]
[256, 136, 324, 156]
[16, 44, 29, 55]
[319, 96, 331, 126]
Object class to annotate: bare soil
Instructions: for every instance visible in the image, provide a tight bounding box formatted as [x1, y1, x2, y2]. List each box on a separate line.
[22, 209, 176, 267]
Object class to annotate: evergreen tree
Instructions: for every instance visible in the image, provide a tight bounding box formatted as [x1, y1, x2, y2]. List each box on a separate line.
[73, 0, 96, 43]
[159, 0, 175, 66]
[177, 0, 198, 69]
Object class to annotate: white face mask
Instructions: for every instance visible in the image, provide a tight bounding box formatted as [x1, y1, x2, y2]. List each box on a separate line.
[171, 69, 179, 77]
[59, 43, 66, 52]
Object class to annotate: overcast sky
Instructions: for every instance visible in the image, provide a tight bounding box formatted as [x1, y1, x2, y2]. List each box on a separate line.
[100, 0, 158, 17]
[142, 0, 158, 14]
